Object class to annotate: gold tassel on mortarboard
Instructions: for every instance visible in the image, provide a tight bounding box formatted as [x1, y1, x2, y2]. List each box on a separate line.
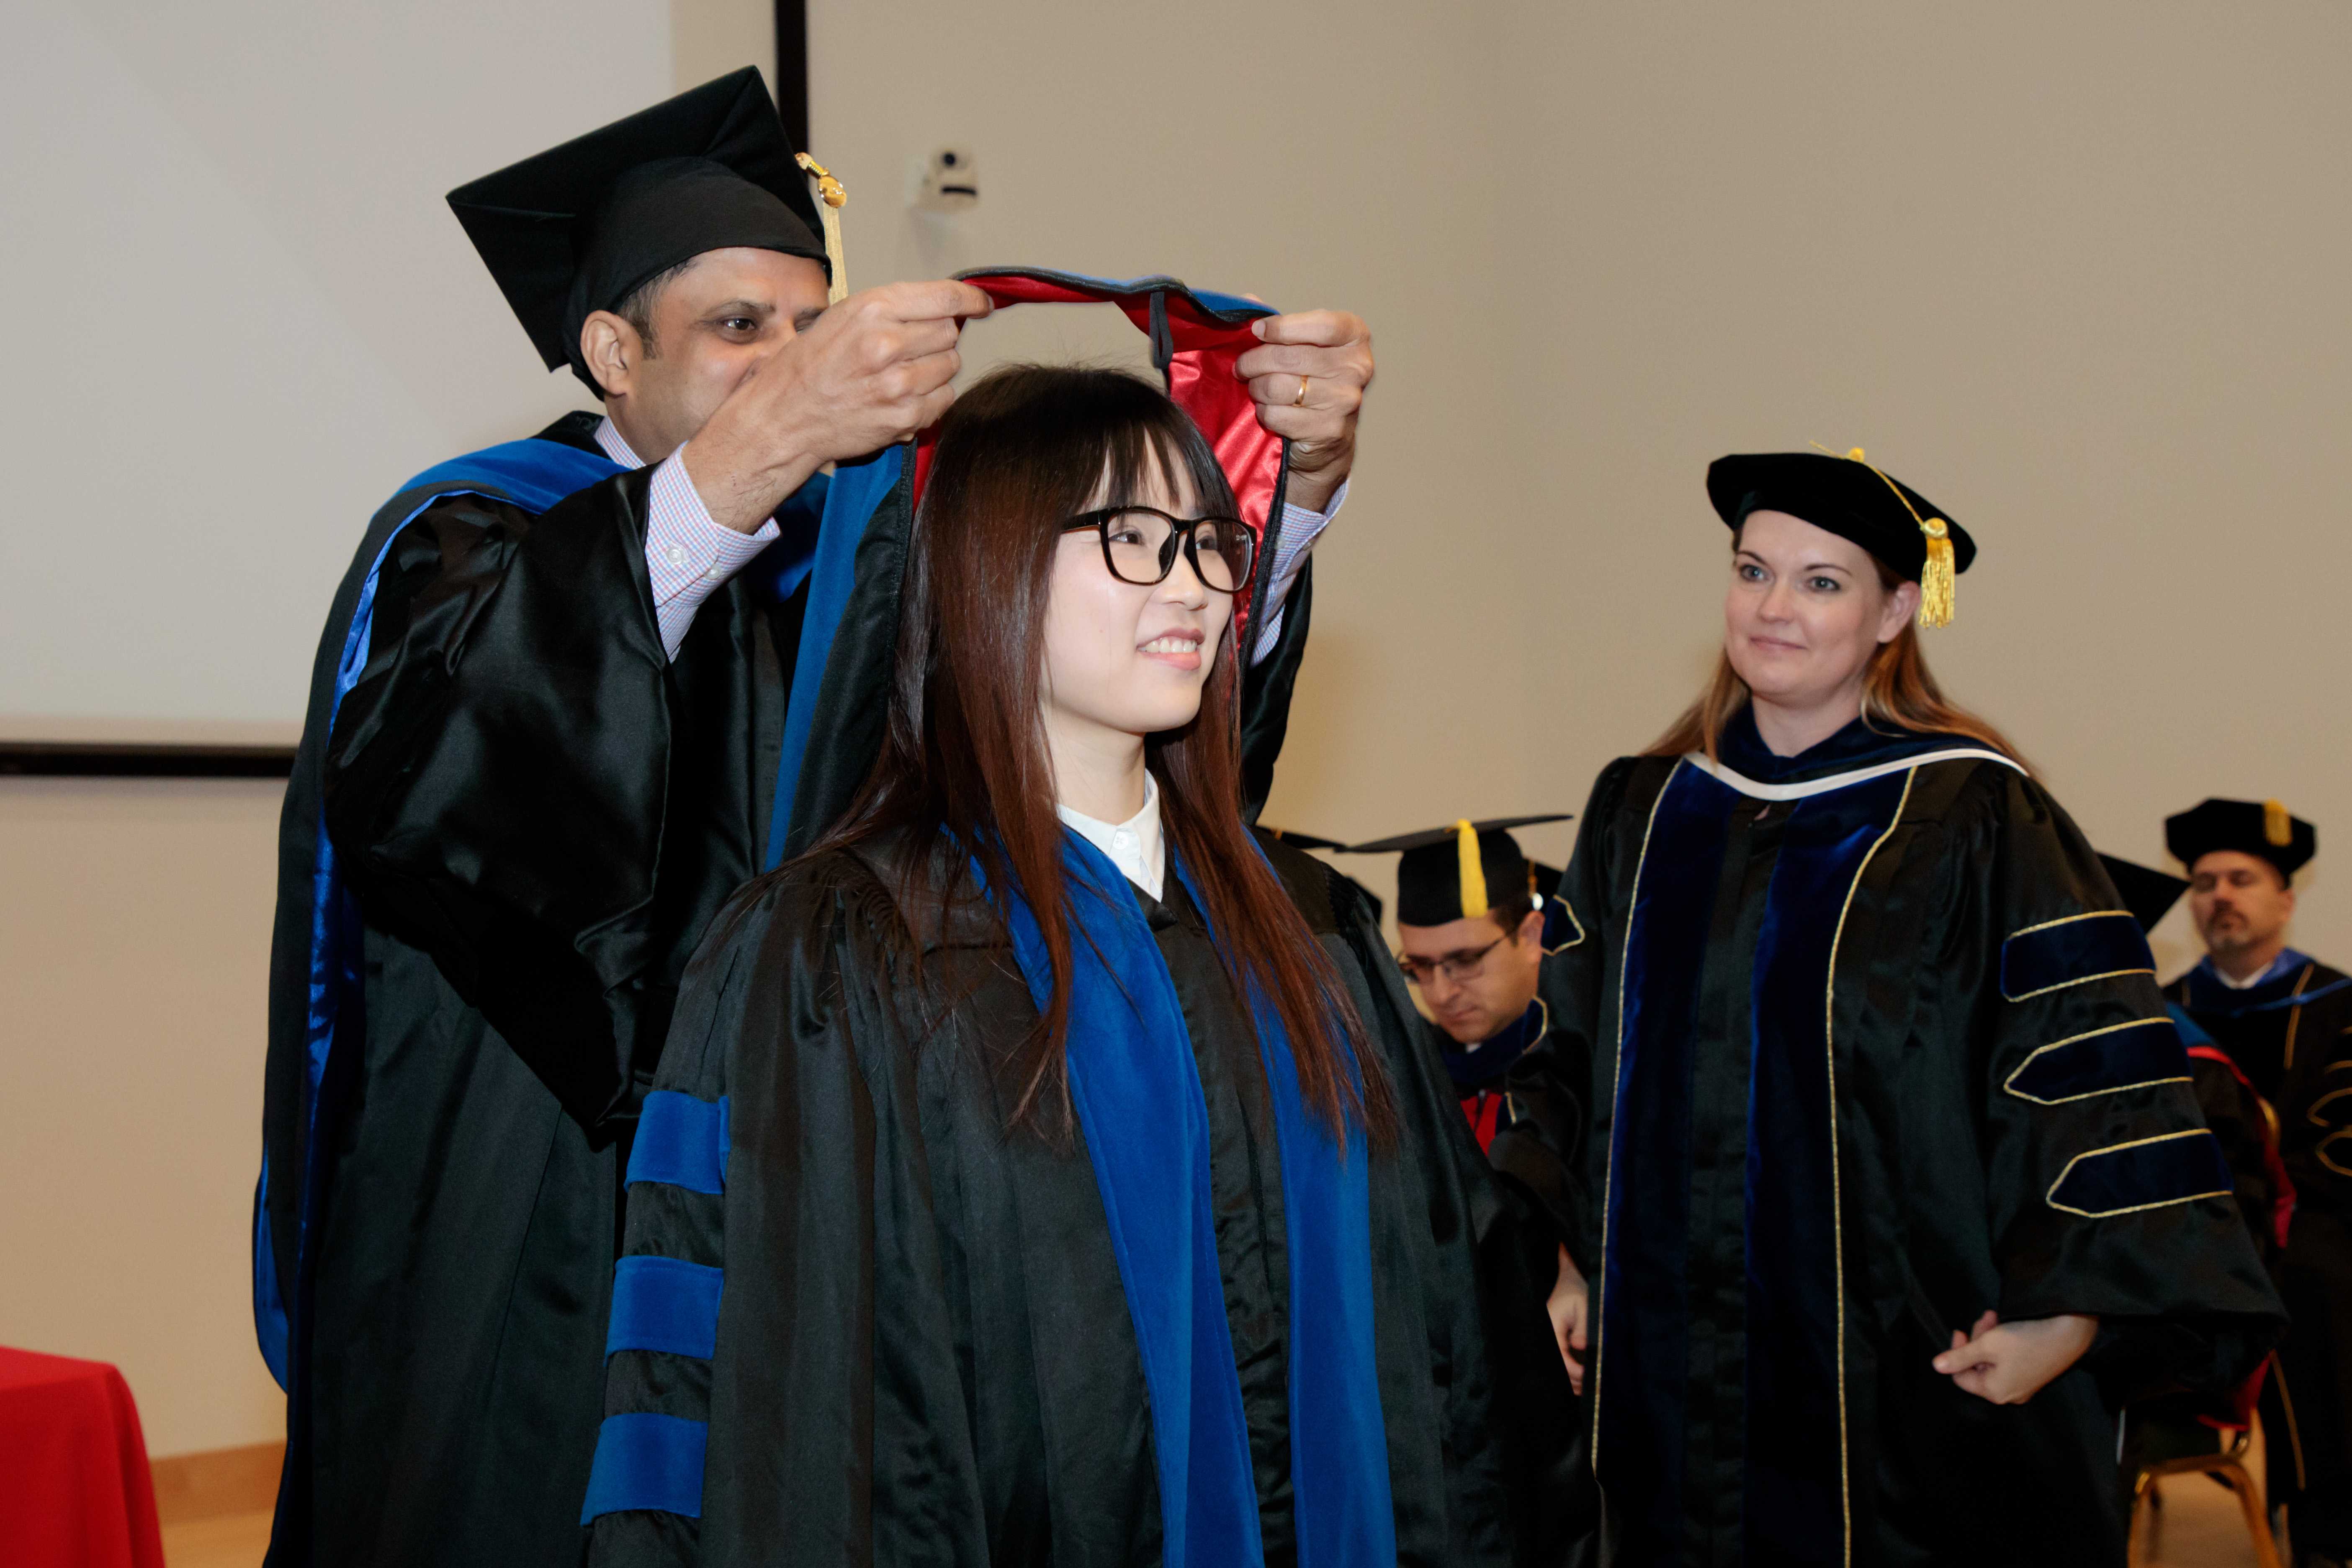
[1453, 820, 1489, 920]
[795, 153, 849, 305]
[2265, 798, 2293, 848]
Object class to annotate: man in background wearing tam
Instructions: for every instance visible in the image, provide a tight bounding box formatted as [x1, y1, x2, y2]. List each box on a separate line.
[2164, 798, 2352, 1566]
[256, 70, 1379, 1568]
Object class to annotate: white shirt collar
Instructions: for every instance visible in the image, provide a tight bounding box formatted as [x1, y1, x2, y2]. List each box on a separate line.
[594, 415, 646, 471]
[1056, 772, 1165, 902]
[2211, 950, 2294, 989]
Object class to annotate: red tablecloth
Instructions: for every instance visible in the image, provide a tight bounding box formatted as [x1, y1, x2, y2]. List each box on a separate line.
[0, 1347, 165, 1568]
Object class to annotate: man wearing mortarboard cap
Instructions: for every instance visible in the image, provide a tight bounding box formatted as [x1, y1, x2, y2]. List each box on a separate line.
[2162, 799, 2352, 1564]
[255, 69, 1383, 1568]
[1364, 817, 1574, 1154]
[1355, 816, 1595, 1397]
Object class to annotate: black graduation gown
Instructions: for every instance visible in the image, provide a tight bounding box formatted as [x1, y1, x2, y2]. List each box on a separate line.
[1506, 714, 2283, 1568]
[257, 414, 1321, 1567]
[585, 829, 1583, 1567]
[2166, 955, 2352, 1551]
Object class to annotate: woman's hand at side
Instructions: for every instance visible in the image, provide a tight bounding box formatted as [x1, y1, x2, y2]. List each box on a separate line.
[1932, 1310, 2099, 1405]
[1548, 1244, 1589, 1395]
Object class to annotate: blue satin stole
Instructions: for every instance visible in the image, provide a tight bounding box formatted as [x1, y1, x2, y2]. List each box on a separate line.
[980, 831, 1395, 1568]
[1598, 722, 1952, 1567]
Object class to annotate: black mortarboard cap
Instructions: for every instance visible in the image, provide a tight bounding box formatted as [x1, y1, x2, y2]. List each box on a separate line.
[2165, 798, 2316, 882]
[1349, 815, 1572, 927]
[446, 68, 827, 392]
[2096, 853, 2191, 934]
[1707, 450, 1976, 626]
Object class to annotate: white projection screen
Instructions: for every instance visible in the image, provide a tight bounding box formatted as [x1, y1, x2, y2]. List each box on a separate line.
[0, 1, 704, 744]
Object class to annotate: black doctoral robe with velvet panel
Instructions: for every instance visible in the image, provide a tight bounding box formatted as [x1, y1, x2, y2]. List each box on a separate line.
[1505, 715, 2282, 1568]
[2166, 956, 2352, 1550]
[257, 412, 1322, 1568]
[584, 830, 1584, 1568]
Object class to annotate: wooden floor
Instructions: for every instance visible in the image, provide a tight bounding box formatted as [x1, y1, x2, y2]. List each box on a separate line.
[161, 1511, 274, 1568]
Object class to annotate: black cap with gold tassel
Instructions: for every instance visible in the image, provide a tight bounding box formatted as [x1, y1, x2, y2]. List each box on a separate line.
[446, 67, 831, 394]
[1706, 448, 1975, 628]
[1347, 814, 1572, 928]
[2165, 797, 2317, 882]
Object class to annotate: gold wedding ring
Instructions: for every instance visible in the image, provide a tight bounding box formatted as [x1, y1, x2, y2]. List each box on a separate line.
[1292, 375, 1310, 407]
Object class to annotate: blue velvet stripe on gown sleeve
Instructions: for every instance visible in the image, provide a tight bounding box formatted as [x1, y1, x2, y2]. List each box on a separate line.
[583, 1087, 731, 1523]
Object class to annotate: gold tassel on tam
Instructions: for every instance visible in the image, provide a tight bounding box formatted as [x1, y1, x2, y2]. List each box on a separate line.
[1821, 445, 1959, 630]
[2266, 799, 2293, 847]
[1453, 820, 1489, 920]
[795, 153, 849, 304]
[1916, 518, 1956, 629]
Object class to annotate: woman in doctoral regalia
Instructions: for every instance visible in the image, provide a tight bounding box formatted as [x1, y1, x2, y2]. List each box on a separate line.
[582, 365, 1578, 1567]
[1508, 449, 2283, 1567]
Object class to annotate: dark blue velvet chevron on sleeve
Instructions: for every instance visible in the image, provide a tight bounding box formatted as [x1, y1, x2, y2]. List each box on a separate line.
[2046, 1130, 2234, 1218]
[2004, 1018, 2193, 1105]
[1999, 911, 2154, 1001]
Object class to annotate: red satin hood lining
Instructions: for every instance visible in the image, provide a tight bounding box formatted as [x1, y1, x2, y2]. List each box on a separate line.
[911, 271, 1284, 639]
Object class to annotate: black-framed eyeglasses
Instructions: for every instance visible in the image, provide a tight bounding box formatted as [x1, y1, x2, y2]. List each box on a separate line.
[1395, 935, 1508, 989]
[1059, 507, 1257, 594]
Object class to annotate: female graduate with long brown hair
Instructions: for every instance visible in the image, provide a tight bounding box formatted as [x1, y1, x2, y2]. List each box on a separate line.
[582, 364, 1575, 1567]
[1509, 450, 2282, 1566]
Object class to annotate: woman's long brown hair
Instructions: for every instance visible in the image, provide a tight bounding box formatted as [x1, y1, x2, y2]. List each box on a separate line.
[813, 364, 1392, 1144]
[1646, 538, 2026, 765]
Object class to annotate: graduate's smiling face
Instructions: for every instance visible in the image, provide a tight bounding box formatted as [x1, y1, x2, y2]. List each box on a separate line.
[1723, 510, 1917, 713]
[1038, 455, 1235, 755]
[579, 246, 831, 464]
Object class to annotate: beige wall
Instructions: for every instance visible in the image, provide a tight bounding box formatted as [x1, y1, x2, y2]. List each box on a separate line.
[815, 0, 2350, 967]
[5, 0, 2347, 1460]
[0, 781, 288, 1457]
[1500, 4, 2352, 978]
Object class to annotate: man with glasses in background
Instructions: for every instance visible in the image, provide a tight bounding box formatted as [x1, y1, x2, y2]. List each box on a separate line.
[1356, 816, 1574, 1153]
[1356, 814, 1590, 1393]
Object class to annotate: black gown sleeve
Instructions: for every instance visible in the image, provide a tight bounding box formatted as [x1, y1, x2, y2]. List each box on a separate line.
[1240, 559, 1315, 821]
[1941, 768, 2285, 1403]
[2188, 1056, 2284, 1277]
[321, 471, 777, 1133]
[586, 861, 946, 1568]
[1498, 757, 1643, 1271]
[1303, 846, 1592, 1568]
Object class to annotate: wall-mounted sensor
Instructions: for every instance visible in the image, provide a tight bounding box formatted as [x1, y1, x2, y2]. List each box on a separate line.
[918, 146, 979, 212]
